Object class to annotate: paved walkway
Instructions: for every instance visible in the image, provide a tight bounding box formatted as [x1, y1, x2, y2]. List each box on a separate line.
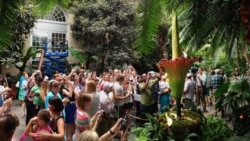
[12, 100, 33, 140]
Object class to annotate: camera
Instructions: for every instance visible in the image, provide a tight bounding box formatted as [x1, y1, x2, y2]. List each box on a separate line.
[121, 119, 127, 131]
[100, 110, 109, 120]
[121, 113, 128, 131]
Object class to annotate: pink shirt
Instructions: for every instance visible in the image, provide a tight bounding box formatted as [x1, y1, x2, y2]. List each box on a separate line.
[19, 125, 52, 141]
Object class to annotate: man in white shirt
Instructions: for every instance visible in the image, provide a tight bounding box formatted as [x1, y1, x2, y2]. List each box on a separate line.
[113, 74, 131, 119]
[97, 82, 114, 136]
[99, 82, 114, 113]
[183, 73, 196, 110]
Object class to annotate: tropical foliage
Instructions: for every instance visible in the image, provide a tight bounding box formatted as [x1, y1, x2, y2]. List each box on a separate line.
[134, 0, 167, 55]
[70, 0, 137, 72]
[215, 76, 250, 112]
[214, 76, 250, 136]
[133, 111, 203, 141]
[135, 0, 250, 70]
[200, 116, 233, 141]
[0, 2, 36, 70]
[133, 112, 235, 141]
[68, 47, 98, 69]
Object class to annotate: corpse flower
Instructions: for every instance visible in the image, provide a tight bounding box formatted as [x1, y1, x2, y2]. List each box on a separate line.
[157, 12, 201, 118]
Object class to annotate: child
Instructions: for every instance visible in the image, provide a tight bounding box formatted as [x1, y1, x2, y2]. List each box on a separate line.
[72, 94, 102, 141]
[19, 109, 52, 141]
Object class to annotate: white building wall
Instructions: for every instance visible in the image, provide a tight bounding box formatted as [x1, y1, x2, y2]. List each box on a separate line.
[1, 8, 82, 76]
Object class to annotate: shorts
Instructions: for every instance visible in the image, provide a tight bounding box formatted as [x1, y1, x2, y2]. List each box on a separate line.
[123, 102, 133, 110]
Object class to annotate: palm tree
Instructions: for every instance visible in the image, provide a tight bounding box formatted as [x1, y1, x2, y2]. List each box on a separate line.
[180, 0, 250, 67]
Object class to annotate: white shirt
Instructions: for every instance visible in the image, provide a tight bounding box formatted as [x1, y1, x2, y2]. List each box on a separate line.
[159, 81, 170, 94]
[113, 81, 124, 106]
[99, 91, 114, 113]
[124, 83, 133, 104]
[184, 79, 195, 99]
[197, 73, 206, 86]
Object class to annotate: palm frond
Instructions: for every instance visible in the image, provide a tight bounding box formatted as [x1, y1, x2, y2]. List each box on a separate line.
[0, 0, 20, 48]
[225, 29, 238, 60]
[68, 47, 86, 63]
[209, 26, 226, 55]
[23, 47, 39, 62]
[180, 0, 243, 59]
[164, 0, 192, 14]
[134, 0, 164, 55]
[186, 5, 226, 51]
[229, 76, 250, 93]
[178, 1, 211, 52]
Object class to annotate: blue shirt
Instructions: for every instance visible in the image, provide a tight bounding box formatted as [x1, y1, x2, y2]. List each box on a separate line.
[45, 91, 62, 109]
[45, 91, 65, 118]
[19, 76, 25, 88]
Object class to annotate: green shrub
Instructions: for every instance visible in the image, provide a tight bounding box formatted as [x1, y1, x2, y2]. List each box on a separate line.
[200, 116, 233, 141]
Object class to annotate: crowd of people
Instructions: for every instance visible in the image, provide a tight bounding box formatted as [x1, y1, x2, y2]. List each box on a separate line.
[0, 65, 242, 141]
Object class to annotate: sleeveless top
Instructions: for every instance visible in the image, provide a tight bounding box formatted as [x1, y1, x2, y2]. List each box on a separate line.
[50, 116, 64, 134]
[60, 85, 76, 103]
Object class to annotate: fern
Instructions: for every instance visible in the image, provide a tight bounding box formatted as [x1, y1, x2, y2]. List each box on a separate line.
[201, 116, 233, 141]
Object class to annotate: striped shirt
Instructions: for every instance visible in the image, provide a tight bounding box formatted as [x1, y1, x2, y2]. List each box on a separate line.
[72, 110, 90, 141]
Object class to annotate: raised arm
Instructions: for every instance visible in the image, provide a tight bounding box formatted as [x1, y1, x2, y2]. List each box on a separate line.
[99, 118, 123, 141]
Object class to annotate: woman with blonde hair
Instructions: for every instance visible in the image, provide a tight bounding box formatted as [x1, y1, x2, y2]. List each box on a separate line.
[78, 118, 127, 141]
[78, 130, 99, 141]
[40, 81, 49, 107]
